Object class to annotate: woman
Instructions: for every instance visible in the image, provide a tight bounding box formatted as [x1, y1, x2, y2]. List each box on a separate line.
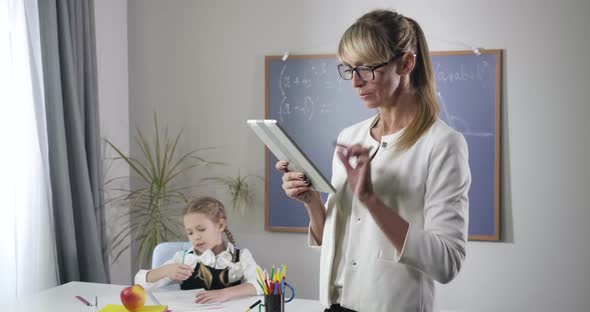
[275, 9, 471, 312]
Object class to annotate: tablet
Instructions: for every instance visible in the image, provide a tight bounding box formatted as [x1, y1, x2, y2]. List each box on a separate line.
[247, 119, 336, 194]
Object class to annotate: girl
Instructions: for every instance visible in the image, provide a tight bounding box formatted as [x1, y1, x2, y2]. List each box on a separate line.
[135, 197, 263, 303]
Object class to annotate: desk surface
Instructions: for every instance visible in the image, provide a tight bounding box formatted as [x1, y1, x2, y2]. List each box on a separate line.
[3, 282, 325, 312]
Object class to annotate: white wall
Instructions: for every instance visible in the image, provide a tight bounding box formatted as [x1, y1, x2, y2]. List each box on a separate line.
[95, 0, 131, 285]
[98, 0, 590, 310]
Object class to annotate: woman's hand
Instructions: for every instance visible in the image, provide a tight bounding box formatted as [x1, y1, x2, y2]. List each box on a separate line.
[275, 161, 321, 205]
[159, 263, 194, 281]
[195, 288, 230, 304]
[336, 144, 374, 203]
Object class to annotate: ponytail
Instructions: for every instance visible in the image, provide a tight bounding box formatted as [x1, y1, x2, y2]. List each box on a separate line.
[396, 16, 438, 150]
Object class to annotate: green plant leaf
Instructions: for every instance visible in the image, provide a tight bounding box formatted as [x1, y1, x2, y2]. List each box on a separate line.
[105, 140, 150, 183]
[153, 114, 162, 180]
[135, 128, 158, 183]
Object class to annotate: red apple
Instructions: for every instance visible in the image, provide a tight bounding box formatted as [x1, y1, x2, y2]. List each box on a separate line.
[120, 284, 146, 312]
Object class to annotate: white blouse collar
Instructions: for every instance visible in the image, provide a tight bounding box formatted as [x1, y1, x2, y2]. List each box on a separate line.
[368, 114, 406, 149]
[184, 242, 236, 268]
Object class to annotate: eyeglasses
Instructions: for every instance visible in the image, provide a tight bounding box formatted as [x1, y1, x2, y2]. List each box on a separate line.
[337, 61, 392, 81]
[337, 52, 410, 81]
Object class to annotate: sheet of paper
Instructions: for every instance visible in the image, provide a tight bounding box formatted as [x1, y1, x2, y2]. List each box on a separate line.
[151, 289, 225, 311]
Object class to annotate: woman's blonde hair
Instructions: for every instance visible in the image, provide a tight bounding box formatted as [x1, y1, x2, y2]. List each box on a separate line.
[337, 9, 439, 149]
[182, 197, 236, 289]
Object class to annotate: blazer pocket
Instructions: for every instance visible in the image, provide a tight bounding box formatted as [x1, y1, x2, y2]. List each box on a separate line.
[377, 248, 398, 264]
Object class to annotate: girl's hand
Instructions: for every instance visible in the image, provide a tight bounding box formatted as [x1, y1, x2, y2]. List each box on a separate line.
[195, 289, 230, 304]
[160, 263, 194, 281]
[336, 144, 374, 203]
[275, 161, 321, 204]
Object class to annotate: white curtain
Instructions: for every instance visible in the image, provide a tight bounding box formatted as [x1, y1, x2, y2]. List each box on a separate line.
[0, 0, 58, 305]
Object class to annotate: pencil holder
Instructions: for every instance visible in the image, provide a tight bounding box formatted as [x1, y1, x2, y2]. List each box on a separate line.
[258, 282, 295, 312]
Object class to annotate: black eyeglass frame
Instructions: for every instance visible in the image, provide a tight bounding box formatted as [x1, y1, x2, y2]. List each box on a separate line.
[337, 52, 408, 81]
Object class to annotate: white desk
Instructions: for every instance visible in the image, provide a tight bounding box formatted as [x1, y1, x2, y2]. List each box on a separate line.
[2, 282, 324, 312]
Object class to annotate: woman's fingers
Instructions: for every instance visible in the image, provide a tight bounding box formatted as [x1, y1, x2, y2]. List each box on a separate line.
[275, 160, 289, 173]
[275, 161, 307, 184]
[283, 180, 311, 198]
[281, 171, 306, 184]
[348, 144, 370, 158]
[337, 144, 370, 168]
[286, 186, 311, 198]
[337, 150, 353, 174]
[283, 178, 308, 189]
[275, 160, 314, 203]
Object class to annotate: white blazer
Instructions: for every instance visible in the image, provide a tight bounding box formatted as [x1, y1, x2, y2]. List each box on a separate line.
[310, 117, 471, 312]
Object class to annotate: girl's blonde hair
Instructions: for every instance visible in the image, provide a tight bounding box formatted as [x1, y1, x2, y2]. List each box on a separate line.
[337, 9, 439, 150]
[182, 197, 236, 289]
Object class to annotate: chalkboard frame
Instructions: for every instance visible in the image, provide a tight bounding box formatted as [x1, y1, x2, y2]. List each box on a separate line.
[264, 50, 502, 241]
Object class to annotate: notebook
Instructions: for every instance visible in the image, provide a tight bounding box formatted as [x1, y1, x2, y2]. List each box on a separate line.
[98, 305, 168, 312]
[247, 119, 335, 193]
[151, 289, 223, 311]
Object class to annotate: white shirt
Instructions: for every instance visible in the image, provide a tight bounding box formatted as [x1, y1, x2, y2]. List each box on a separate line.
[310, 116, 471, 312]
[135, 242, 264, 295]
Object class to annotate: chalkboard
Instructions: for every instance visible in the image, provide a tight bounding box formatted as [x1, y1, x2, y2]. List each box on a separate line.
[264, 50, 502, 241]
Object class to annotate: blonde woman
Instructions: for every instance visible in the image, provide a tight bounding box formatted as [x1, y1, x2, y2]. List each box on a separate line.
[276, 9, 471, 312]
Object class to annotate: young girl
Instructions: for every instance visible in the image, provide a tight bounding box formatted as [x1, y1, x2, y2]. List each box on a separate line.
[134, 197, 263, 303]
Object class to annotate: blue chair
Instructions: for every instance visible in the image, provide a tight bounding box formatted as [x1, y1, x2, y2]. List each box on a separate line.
[151, 241, 192, 269]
